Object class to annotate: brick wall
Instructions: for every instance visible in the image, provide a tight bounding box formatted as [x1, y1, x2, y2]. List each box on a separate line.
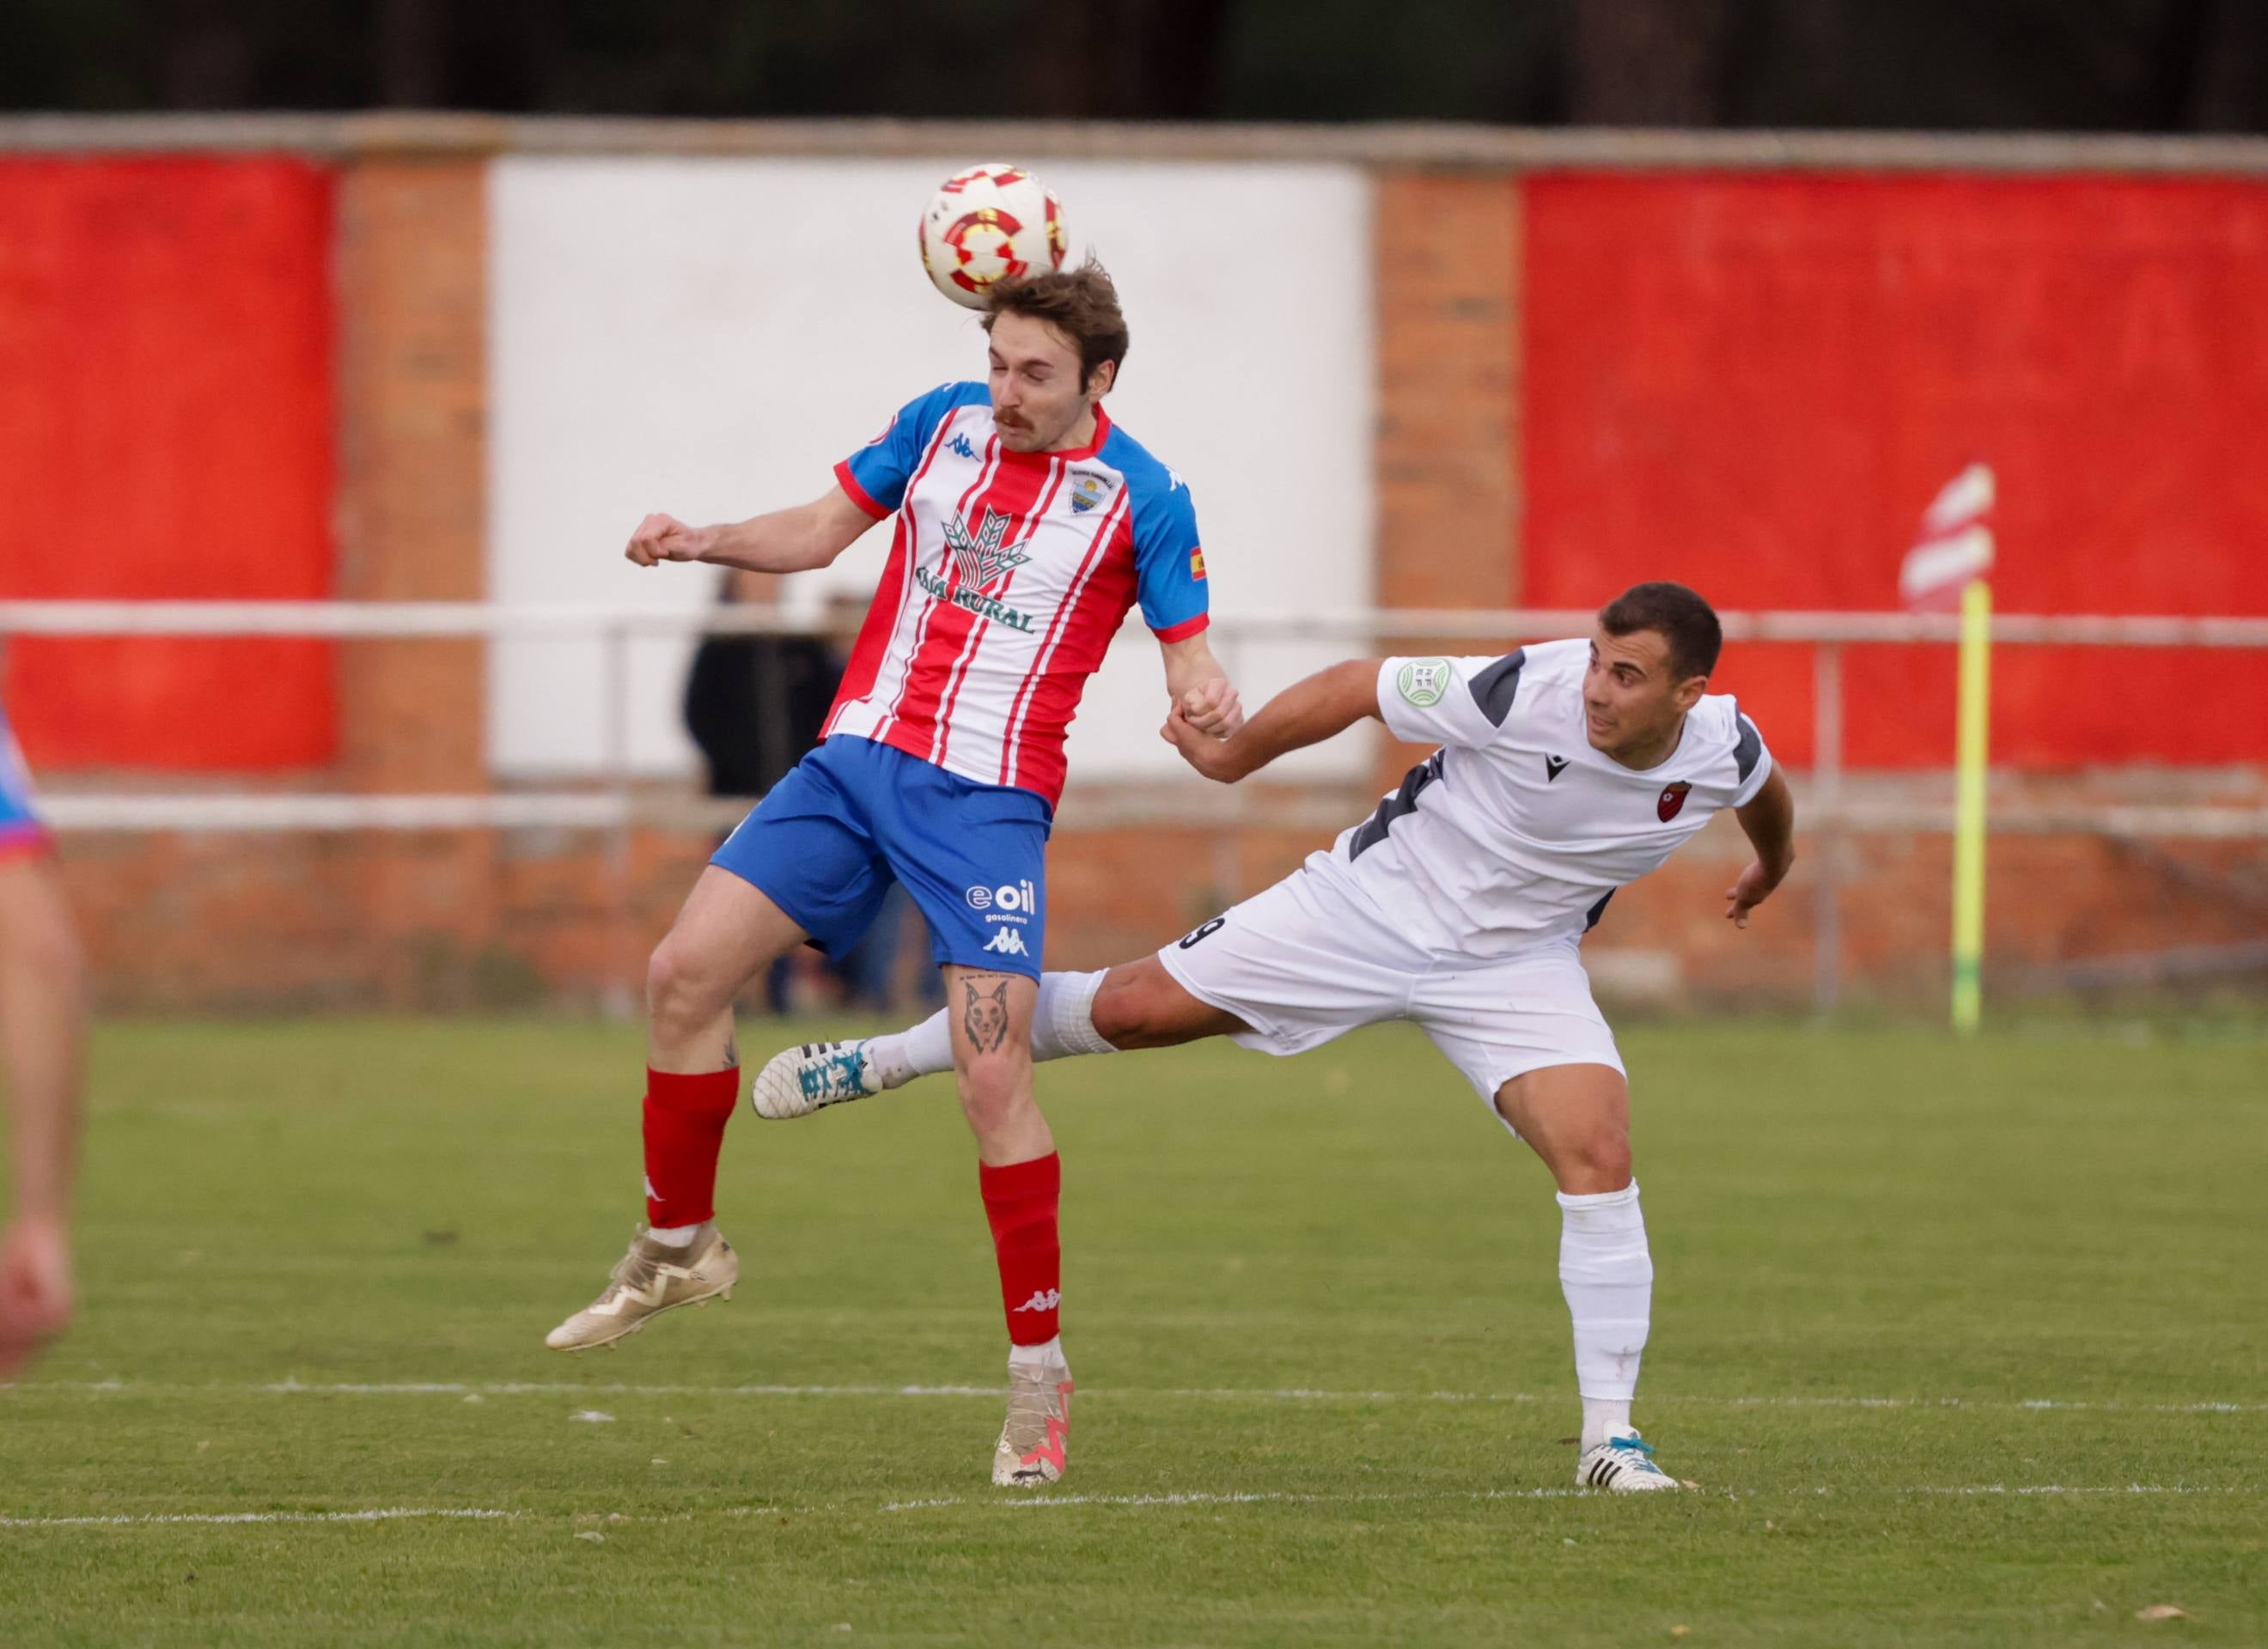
[32, 149, 2267, 1017]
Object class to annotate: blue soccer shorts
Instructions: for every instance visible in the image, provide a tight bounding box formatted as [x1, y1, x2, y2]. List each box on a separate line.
[711, 735, 1051, 979]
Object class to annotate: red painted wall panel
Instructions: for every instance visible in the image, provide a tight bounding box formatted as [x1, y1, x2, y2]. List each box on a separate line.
[0, 158, 336, 769]
[1521, 173, 2268, 768]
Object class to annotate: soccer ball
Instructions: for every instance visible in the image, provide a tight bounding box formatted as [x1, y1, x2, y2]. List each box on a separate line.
[918, 164, 1068, 310]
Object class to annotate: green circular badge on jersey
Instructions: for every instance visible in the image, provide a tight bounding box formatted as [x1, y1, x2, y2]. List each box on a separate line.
[1396, 659, 1451, 709]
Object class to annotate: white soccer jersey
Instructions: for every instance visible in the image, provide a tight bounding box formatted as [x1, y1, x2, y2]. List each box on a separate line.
[1320, 638, 1774, 960]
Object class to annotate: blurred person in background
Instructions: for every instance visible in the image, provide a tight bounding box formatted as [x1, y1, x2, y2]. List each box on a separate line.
[0, 706, 88, 1378]
[682, 579, 925, 1014]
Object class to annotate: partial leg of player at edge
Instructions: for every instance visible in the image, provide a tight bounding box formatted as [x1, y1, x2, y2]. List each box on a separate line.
[756, 581, 1799, 1494]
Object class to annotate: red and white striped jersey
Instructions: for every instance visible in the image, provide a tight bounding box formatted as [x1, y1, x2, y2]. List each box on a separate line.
[823, 381, 1210, 806]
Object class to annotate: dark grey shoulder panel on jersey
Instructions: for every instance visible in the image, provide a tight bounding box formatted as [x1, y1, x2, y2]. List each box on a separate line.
[1348, 749, 1447, 861]
[1733, 709, 1763, 783]
[1467, 648, 1527, 727]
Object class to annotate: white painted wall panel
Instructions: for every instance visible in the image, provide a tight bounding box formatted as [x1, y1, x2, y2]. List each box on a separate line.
[487, 156, 1374, 788]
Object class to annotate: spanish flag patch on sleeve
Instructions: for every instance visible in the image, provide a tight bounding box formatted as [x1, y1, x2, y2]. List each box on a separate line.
[1189, 548, 1207, 581]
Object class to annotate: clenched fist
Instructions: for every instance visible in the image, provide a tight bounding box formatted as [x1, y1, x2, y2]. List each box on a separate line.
[625, 513, 719, 568]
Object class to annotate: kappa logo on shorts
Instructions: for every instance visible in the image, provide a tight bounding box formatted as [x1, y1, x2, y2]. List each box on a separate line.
[984, 928, 1029, 957]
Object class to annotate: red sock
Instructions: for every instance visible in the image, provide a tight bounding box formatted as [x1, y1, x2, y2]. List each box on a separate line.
[980, 1152, 1062, 1346]
[643, 1067, 739, 1227]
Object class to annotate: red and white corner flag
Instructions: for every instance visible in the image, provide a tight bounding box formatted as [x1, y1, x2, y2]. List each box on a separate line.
[1899, 463, 1996, 612]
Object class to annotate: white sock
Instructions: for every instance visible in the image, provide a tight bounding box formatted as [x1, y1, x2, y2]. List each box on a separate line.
[868, 1011, 954, 1087]
[867, 970, 1114, 1086]
[1009, 1335, 1064, 1372]
[645, 1222, 700, 1247]
[1558, 1181, 1651, 1452]
[1033, 970, 1115, 1060]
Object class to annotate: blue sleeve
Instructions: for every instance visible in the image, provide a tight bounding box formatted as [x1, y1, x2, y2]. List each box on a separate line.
[835, 383, 984, 519]
[1127, 471, 1210, 642]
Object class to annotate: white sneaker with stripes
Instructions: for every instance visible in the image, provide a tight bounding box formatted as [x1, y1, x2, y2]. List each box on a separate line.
[751, 1039, 892, 1120]
[1576, 1429, 1680, 1491]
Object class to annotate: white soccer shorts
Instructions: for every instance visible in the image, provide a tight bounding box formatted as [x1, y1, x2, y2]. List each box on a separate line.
[1155, 855, 1625, 1120]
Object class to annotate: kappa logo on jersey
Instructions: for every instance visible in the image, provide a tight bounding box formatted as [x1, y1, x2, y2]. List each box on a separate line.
[1396, 659, 1450, 709]
[984, 927, 1030, 957]
[1545, 754, 1569, 782]
[1070, 471, 1113, 514]
[947, 432, 979, 460]
[944, 505, 1030, 587]
[1657, 782, 1692, 822]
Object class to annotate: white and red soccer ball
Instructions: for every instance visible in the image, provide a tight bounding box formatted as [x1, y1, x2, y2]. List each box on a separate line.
[918, 164, 1068, 310]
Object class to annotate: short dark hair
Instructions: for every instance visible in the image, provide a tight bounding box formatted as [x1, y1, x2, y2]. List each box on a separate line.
[983, 257, 1130, 388]
[1599, 581, 1722, 680]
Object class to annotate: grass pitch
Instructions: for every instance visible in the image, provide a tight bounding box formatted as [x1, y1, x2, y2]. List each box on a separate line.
[3, 1016, 2264, 1646]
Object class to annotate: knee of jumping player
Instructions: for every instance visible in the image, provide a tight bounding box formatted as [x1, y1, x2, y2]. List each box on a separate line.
[953, 1044, 1032, 1138]
[645, 933, 729, 1046]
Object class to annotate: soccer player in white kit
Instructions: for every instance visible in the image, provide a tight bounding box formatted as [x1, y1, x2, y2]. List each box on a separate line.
[753, 582, 1797, 1491]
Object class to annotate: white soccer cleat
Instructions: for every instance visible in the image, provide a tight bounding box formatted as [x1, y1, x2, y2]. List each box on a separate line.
[1576, 1429, 1681, 1491]
[544, 1225, 737, 1352]
[992, 1356, 1074, 1488]
[751, 1039, 888, 1120]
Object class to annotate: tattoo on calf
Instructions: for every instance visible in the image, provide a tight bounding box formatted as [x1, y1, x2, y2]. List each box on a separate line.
[962, 977, 1012, 1054]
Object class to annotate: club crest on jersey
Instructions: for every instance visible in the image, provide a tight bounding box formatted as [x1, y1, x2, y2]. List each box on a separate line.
[944, 505, 1028, 587]
[1657, 782, 1692, 822]
[1070, 471, 1113, 514]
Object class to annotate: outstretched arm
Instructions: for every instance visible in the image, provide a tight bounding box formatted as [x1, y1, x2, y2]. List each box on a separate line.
[1161, 658, 1382, 784]
[625, 483, 878, 575]
[1724, 766, 1796, 928]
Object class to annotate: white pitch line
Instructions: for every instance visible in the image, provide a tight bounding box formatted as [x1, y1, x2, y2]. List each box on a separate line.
[3, 1379, 2259, 1415]
[7, 1485, 2253, 1530]
[0, 1507, 515, 1529]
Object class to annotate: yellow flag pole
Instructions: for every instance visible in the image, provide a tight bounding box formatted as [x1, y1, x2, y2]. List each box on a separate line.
[1949, 579, 1992, 1033]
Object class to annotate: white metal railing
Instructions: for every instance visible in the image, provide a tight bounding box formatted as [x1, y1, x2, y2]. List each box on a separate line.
[6, 601, 2267, 1013]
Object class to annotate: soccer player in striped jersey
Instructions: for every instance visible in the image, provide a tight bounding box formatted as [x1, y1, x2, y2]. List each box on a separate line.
[0, 709, 88, 1378]
[754, 583, 1798, 1492]
[546, 262, 1243, 1488]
